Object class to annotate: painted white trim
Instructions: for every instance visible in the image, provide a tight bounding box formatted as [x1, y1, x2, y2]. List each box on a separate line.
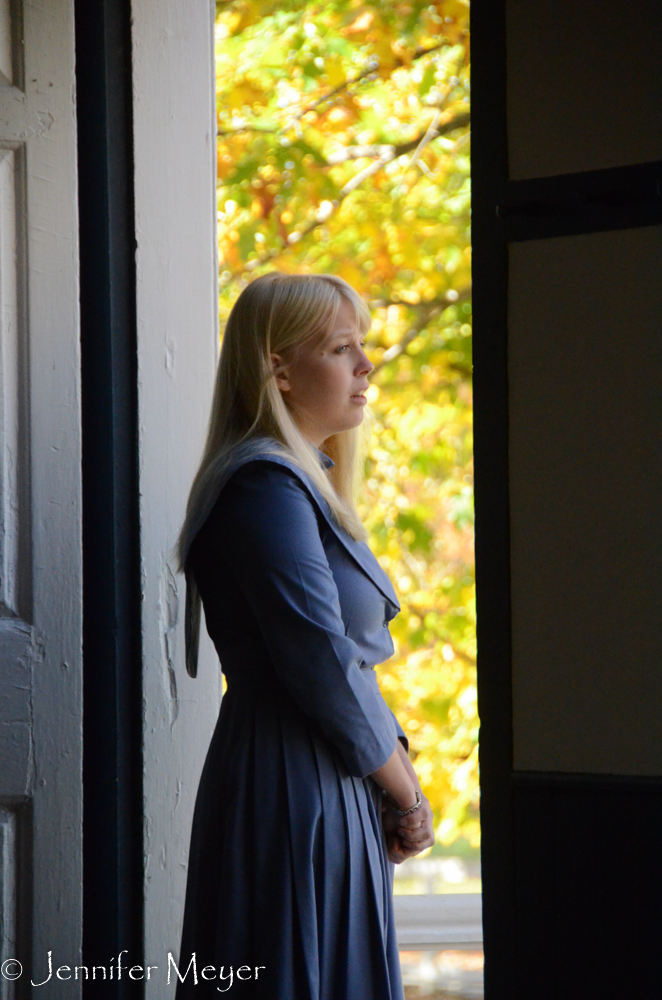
[394, 893, 484, 950]
[0, 0, 82, 987]
[131, 0, 221, 988]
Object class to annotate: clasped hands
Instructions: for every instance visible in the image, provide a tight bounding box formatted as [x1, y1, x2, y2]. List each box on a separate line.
[382, 793, 435, 864]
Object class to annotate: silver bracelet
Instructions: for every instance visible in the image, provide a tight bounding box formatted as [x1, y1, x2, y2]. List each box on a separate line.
[392, 789, 422, 817]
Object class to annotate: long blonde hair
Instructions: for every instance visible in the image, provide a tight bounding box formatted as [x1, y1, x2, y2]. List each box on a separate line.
[177, 272, 372, 571]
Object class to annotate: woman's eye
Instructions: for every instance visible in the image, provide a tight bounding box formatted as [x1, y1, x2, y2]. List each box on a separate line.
[335, 345, 349, 354]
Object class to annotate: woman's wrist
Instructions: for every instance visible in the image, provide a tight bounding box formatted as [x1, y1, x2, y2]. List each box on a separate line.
[385, 788, 419, 814]
[370, 744, 419, 807]
[391, 789, 422, 817]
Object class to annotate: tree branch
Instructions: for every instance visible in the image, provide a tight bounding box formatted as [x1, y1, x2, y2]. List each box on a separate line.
[291, 42, 448, 122]
[216, 43, 458, 139]
[405, 107, 442, 173]
[370, 287, 471, 374]
[373, 286, 471, 311]
[217, 105, 469, 288]
[217, 123, 279, 136]
[325, 109, 470, 165]
[338, 148, 395, 196]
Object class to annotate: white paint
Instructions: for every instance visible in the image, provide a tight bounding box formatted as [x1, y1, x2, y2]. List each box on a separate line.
[0, 0, 82, 990]
[131, 1, 221, 991]
[394, 894, 483, 950]
[0, 808, 17, 1000]
[0, 86, 54, 144]
[0, 0, 12, 86]
[0, 148, 21, 616]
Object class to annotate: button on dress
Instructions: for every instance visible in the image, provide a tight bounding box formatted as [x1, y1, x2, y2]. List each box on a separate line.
[176, 442, 408, 999]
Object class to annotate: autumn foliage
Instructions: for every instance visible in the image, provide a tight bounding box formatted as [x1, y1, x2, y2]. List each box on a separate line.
[215, 0, 477, 847]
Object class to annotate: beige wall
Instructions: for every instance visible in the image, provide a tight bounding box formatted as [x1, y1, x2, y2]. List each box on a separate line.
[506, 0, 662, 179]
[508, 226, 662, 773]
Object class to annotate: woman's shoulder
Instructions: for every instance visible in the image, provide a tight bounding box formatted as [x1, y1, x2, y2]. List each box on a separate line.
[208, 454, 320, 532]
[224, 453, 315, 498]
[189, 459, 322, 570]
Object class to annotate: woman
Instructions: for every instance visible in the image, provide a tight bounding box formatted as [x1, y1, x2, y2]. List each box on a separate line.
[176, 272, 435, 999]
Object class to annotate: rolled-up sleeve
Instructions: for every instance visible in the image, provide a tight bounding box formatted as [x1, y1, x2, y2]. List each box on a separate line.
[391, 711, 409, 753]
[213, 461, 399, 778]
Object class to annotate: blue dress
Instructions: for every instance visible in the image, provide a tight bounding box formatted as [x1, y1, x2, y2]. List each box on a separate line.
[176, 443, 407, 999]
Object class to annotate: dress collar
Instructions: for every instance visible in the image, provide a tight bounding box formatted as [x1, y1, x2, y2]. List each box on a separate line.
[314, 446, 335, 469]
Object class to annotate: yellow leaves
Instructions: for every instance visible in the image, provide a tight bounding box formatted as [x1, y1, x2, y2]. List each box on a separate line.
[218, 0, 275, 36]
[320, 93, 361, 131]
[327, 107, 352, 126]
[225, 80, 268, 110]
[372, 36, 400, 79]
[324, 54, 346, 89]
[399, 289, 421, 305]
[336, 260, 364, 287]
[406, 336, 425, 355]
[392, 38, 416, 68]
[217, 149, 236, 181]
[398, 402, 450, 441]
[457, 684, 477, 717]
[341, 10, 375, 36]
[216, 10, 243, 40]
[434, 0, 470, 46]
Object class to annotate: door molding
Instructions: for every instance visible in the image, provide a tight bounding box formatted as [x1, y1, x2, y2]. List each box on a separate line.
[75, 0, 144, 983]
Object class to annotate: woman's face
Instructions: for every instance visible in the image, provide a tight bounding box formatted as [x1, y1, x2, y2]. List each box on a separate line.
[273, 299, 374, 447]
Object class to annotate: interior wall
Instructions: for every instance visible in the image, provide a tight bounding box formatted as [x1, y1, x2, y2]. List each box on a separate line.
[505, 0, 662, 179]
[473, 4, 662, 994]
[508, 225, 662, 774]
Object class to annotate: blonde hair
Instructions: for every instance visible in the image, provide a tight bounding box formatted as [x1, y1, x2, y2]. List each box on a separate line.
[177, 272, 372, 572]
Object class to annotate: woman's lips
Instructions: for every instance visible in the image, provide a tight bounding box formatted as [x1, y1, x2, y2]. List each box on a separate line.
[350, 393, 368, 405]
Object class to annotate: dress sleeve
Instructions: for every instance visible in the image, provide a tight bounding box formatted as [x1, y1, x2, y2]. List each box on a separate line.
[391, 710, 409, 753]
[211, 460, 399, 778]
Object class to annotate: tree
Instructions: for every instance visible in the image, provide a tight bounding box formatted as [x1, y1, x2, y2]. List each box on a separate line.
[215, 0, 477, 848]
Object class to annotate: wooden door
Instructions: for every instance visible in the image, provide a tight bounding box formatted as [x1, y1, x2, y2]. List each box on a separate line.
[472, 2, 662, 997]
[0, 0, 82, 993]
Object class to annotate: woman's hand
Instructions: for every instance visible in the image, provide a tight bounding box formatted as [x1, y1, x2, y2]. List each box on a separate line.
[382, 793, 435, 864]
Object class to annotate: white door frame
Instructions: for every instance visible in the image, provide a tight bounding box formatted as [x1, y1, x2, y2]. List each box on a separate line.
[131, 1, 222, 991]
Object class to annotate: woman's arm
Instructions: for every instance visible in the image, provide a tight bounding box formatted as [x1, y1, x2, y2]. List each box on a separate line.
[369, 743, 418, 811]
[372, 740, 436, 863]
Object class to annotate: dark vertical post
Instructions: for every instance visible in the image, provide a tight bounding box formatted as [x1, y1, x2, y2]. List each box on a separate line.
[75, 1, 143, 994]
[470, 3, 515, 997]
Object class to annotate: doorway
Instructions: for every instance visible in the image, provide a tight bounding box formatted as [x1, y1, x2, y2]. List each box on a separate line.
[214, 2, 477, 995]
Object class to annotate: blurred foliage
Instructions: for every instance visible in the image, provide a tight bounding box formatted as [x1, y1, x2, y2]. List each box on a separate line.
[215, 0, 477, 847]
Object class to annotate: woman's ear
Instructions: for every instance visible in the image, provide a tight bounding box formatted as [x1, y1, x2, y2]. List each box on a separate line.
[271, 353, 290, 393]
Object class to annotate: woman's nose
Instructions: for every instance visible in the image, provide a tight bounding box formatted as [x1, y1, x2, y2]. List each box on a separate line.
[357, 348, 374, 375]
